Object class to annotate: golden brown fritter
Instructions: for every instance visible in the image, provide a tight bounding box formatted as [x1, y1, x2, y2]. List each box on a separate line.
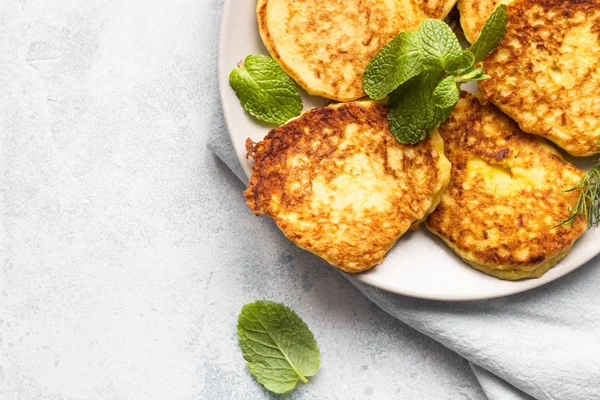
[419, 0, 458, 20]
[426, 93, 587, 280]
[458, 0, 513, 43]
[256, 0, 421, 102]
[245, 102, 451, 273]
[470, 0, 600, 156]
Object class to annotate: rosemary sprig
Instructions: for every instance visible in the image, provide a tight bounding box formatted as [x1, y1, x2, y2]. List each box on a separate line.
[559, 159, 600, 229]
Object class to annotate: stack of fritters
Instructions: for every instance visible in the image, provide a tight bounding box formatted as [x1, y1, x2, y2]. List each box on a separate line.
[245, 0, 593, 279]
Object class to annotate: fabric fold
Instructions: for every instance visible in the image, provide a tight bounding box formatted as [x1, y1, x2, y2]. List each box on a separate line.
[470, 363, 534, 400]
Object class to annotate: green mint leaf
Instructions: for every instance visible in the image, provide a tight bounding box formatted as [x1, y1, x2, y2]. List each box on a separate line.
[446, 50, 475, 75]
[388, 71, 453, 144]
[419, 19, 463, 73]
[363, 32, 424, 100]
[468, 5, 508, 63]
[229, 55, 302, 125]
[455, 67, 490, 83]
[473, 73, 491, 81]
[433, 76, 460, 108]
[237, 301, 320, 394]
[457, 67, 485, 81]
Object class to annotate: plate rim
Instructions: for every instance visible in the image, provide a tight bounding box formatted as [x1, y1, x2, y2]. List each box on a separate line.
[217, 0, 599, 301]
[352, 250, 598, 301]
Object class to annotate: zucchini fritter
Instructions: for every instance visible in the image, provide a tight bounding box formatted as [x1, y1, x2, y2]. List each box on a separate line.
[464, 0, 600, 156]
[257, 0, 421, 102]
[426, 94, 587, 280]
[245, 102, 451, 273]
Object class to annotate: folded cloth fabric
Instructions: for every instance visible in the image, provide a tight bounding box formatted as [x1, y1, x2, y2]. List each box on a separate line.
[208, 130, 600, 400]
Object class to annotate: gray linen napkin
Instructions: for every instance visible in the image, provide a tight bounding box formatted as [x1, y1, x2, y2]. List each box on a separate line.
[208, 130, 600, 400]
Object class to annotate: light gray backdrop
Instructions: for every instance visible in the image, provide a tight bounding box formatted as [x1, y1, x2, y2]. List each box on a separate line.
[1, 0, 487, 398]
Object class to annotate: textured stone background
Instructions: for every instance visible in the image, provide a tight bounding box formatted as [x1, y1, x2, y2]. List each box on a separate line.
[1, 0, 486, 398]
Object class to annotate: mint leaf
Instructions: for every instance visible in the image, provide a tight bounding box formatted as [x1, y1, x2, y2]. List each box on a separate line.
[471, 72, 491, 81]
[456, 67, 490, 82]
[433, 76, 460, 108]
[468, 5, 508, 63]
[388, 71, 453, 144]
[237, 301, 320, 394]
[229, 55, 302, 125]
[363, 32, 424, 100]
[446, 50, 475, 75]
[419, 19, 463, 73]
[457, 67, 485, 80]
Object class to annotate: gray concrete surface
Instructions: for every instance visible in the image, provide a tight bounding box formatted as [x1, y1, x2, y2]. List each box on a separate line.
[0, 0, 486, 398]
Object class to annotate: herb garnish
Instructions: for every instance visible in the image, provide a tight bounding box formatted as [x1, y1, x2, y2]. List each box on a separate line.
[237, 301, 320, 394]
[559, 159, 600, 229]
[362, 5, 508, 144]
[229, 55, 302, 125]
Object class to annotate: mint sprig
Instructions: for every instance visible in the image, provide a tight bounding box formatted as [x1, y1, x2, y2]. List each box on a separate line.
[363, 5, 508, 144]
[230, 55, 302, 125]
[237, 301, 320, 394]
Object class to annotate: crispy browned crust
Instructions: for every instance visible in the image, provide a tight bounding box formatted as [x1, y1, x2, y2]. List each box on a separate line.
[245, 102, 450, 273]
[257, 0, 420, 102]
[426, 93, 587, 279]
[419, 0, 458, 19]
[478, 0, 600, 156]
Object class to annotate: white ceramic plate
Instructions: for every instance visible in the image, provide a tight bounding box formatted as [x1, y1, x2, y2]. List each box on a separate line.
[218, 0, 600, 300]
